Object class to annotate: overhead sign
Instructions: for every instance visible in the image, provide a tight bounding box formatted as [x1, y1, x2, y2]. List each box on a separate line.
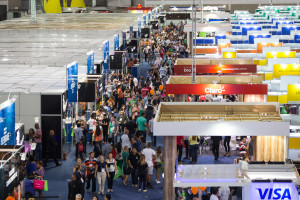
[273, 64, 300, 78]
[87, 51, 94, 74]
[248, 182, 298, 200]
[114, 34, 119, 51]
[288, 84, 300, 102]
[174, 64, 257, 74]
[0, 100, 15, 145]
[67, 62, 78, 103]
[103, 40, 109, 72]
[166, 84, 268, 95]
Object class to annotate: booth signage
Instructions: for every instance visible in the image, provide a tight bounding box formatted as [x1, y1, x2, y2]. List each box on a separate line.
[0, 100, 15, 145]
[138, 18, 141, 38]
[114, 34, 119, 51]
[148, 12, 151, 25]
[129, 25, 133, 38]
[166, 84, 268, 95]
[122, 31, 126, 50]
[273, 64, 300, 78]
[288, 84, 300, 102]
[143, 15, 147, 26]
[174, 64, 257, 74]
[103, 40, 109, 72]
[248, 182, 298, 200]
[67, 62, 78, 103]
[87, 51, 94, 74]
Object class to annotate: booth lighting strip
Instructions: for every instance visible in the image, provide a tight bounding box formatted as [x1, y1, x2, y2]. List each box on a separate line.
[158, 112, 282, 122]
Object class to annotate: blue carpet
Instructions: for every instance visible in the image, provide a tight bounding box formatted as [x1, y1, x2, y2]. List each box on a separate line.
[42, 137, 236, 200]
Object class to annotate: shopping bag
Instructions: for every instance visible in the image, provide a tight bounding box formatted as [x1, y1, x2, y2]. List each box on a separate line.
[113, 166, 123, 180]
[33, 180, 45, 190]
[30, 143, 37, 151]
[43, 180, 48, 191]
[78, 143, 84, 152]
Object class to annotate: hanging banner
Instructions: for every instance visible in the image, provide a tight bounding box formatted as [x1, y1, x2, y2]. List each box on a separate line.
[67, 62, 78, 103]
[155, 8, 158, 19]
[148, 12, 151, 25]
[129, 25, 133, 38]
[152, 10, 154, 19]
[159, 6, 162, 14]
[0, 100, 15, 145]
[87, 51, 94, 74]
[122, 31, 127, 50]
[166, 84, 268, 95]
[114, 34, 119, 51]
[143, 15, 147, 26]
[103, 40, 109, 72]
[248, 182, 298, 200]
[138, 18, 141, 38]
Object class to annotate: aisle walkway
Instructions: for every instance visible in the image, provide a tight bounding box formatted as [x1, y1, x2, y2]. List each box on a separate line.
[43, 136, 164, 200]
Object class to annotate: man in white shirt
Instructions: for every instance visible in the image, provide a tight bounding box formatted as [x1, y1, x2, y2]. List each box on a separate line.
[133, 77, 138, 87]
[121, 128, 132, 149]
[159, 66, 167, 79]
[219, 186, 231, 200]
[141, 142, 156, 189]
[210, 187, 220, 200]
[87, 113, 96, 144]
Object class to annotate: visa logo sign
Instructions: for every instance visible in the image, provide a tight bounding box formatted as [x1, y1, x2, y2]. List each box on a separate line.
[256, 188, 291, 199]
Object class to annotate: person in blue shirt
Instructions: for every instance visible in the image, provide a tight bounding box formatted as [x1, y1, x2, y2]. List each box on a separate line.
[26, 156, 37, 178]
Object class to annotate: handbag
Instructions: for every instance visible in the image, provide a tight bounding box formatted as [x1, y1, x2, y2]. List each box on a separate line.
[33, 180, 45, 191]
[43, 180, 48, 191]
[78, 143, 84, 152]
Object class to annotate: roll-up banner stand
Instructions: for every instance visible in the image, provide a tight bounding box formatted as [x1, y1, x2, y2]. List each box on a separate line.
[87, 51, 95, 74]
[143, 15, 147, 26]
[138, 18, 141, 38]
[0, 99, 16, 145]
[114, 34, 119, 51]
[122, 31, 127, 50]
[67, 62, 78, 103]
[148, 12, 151, 25]
[129, 25, 133, 38]
[103, 40, 109, 72]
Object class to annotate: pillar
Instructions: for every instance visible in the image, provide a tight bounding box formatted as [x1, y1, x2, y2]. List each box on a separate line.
[163, 136, 177, 200]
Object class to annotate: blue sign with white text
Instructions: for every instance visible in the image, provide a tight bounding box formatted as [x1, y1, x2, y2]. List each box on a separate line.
[138, 19, 141, 38]
[87, 52, 94, 74]
[103, 41, 109, 72]
[114, 34, 119, 51]
[0, 101, 15, 145]
[143, 15, 147, 26]
[249, 182, 298, 200]
[122, 31, 126, 50]
[129, 25, 133, 38]
[67, 62, 78, 103]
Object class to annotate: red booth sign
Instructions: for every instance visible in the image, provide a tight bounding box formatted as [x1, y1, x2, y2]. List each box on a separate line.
[174, 64, 257, 74]
[166, 84, 268, 95]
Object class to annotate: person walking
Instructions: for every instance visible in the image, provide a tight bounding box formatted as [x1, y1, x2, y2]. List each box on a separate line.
[177, 136, 184, 163]
[122, 146, 130, 185]
[155, 146, 163, 184]
[93, 122, 103, 151]
[84, 152, 97, 194]
[68, 174, 84, 200]
[33, 161, 45, 200]
[128, 147, 140, 187]
[183, 136, 190, 160]
[188, 136, 199, 164]
[137, 154, 148, 193]
[106, 152, 118, 192]
[137, 112, 149, 139]
[73, 157, 86, 198]
[109, 116, 119, 145]
[211, 136, 222, 161]
[96, 155, 107, 195]
[224, 136, 231, 157]
[44, 130, 62, 167]
[75, 123, 83, 160]
[34, 123, 42, 162]
[141, 142, 156, 189]
[102, 114, 109, 143]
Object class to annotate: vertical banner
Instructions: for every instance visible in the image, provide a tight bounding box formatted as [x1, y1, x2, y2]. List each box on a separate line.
[103, 40, 109, 72]
[152, 10, 154, 19]
[138, 18, 141, 38]
[0, 100, 15, 145]
[67, 62, 78, 103]
[159, 6, 162, 14]
[31, 0, 36, 23]
[122, 31, 127, 50]
[129, 25, 133, 38]
[155, 8, 158, 19]
[87, 51, 94, 74]
[143, 15, 147, 26]
[148, 12, 151, 25]
[114, 34, 119, 51]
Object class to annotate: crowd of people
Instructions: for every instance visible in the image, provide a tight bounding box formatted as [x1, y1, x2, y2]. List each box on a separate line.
[22, 20, 252, 200]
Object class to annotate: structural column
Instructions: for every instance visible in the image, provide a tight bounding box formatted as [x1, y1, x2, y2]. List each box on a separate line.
[163, 135, 177, 200]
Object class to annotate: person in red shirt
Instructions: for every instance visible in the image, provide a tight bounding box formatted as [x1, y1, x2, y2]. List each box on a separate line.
[141, 86, 150, 98]
[177, 136, 184, 162]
